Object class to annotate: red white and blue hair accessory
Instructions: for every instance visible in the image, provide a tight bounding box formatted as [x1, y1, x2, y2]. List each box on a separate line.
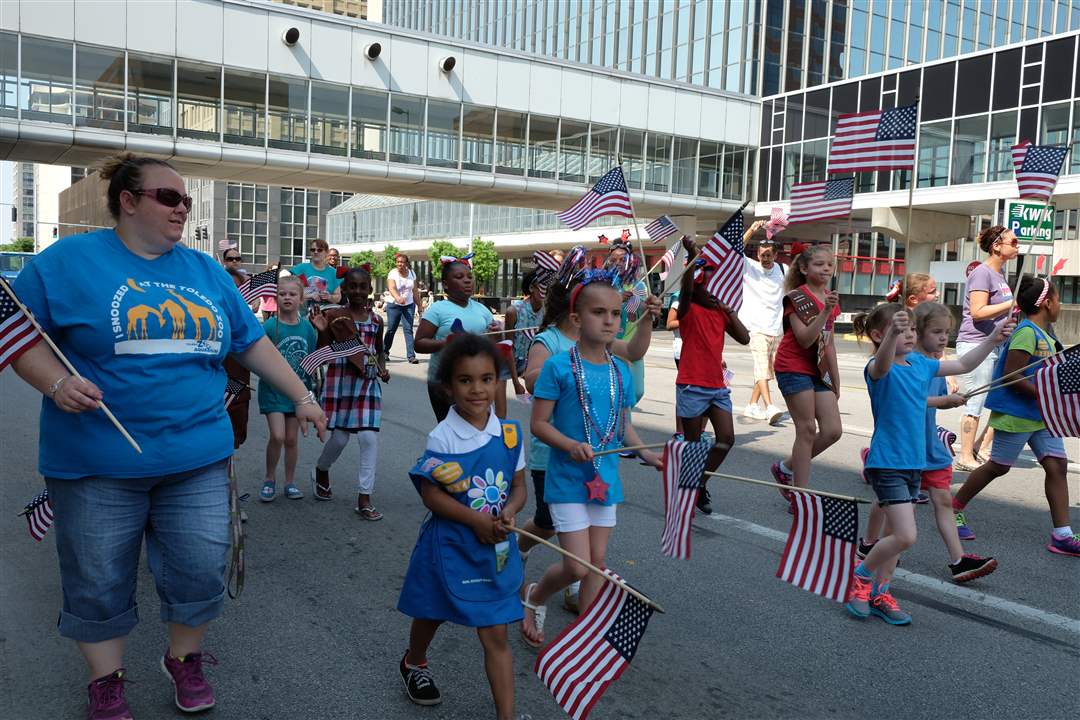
[556, 245, 589, 287]
[440, 252, 474, 266]
[1035, 277, 1051, 307]
[569, 268, 622, 313]
[885, 279, 902, 302]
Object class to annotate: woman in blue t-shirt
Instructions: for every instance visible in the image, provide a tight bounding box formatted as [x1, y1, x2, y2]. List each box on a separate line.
[9, 153, 328, 719]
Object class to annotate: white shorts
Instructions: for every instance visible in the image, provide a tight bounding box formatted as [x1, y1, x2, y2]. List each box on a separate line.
[548, 502, 618, 533]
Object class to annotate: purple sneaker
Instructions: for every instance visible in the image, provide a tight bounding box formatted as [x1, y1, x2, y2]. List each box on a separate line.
[954, 511, 976, 541]
[161, 651, 217, 713]
[771, 462, 794, 502]
[1047, 533, 1080, 557]
[87, 670, 133, 720]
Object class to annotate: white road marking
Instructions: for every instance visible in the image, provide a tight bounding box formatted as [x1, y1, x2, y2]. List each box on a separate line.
[703, 511, 1080, 639]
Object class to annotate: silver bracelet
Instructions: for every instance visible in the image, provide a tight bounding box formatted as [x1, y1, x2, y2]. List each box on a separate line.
[48, 375, 69, 398]
[293, 390, 317, 407]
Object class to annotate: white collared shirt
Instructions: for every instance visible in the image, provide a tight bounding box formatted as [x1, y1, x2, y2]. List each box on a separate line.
[426, 406, 526, 472]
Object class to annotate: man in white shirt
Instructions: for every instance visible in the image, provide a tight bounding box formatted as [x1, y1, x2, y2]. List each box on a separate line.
[739, 220, 786, 425]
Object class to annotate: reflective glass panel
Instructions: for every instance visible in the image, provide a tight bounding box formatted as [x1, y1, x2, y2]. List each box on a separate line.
[782, 145, 799, 198]
[177, 62, 220, 140]
[20, 36, 73, 122]
[310, 82, 348, 156]
[0, 32, 16, 117]
[352, 88, 387, 160]
[389, 93, 424, 164]
[75, 45, 124, 130]
[988, 111, 1017, 181]
[462, 104, 494, 172]
[559, 120, 587, 183]
[620, 129, 645, 190]
[722, 145, 745, 200]
[127, 54, 172, 135]
[672, 137, 697, 195]
[1040, 102, 1070, 145]
[224, 70, 265, 147]
[495, 109, 526, 175]
[1072, 100, 1080, 175]
[698, 140, 720, 198]
[804, 88, 830, 139]
[917, 121, 950, 188]
[527, 114, 557, 179]
[268, 76, 307, 151]
[426, 99, 460, 168]
[951, 114, 987, 185]
[801, 138, 828, 183]
[645, 133, 672, 192]
[588, 124, 618, 183]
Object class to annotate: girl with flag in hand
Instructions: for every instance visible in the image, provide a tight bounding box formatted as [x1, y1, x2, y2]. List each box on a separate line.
[396, 334, 527, 719]
[521, 269, 662, 647]
[847, 304, 1013, 624]
[951, 276, 1076, 556]
[674, 243, 750, 515]
[309, 265, 389, 518]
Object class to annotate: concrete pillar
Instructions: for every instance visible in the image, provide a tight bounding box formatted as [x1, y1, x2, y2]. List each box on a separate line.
[871, 207, 970, 274]
[669, 214, 698, 239]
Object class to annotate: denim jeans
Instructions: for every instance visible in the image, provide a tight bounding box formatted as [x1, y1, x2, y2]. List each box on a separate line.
[384, 303, 416, 359]
[46, 460, 230, 642]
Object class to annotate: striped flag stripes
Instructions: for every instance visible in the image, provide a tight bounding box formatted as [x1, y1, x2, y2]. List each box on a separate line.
[660, 439, 712, 560]
[699, 205, 748, 311]
[21, 489, 54, 542]
[644, 215, 679, 243]
[1035, 353, 1080, 438]
[0, 278, 43, 371]
[1011, 141, 1069, 202]
[827, 103, 918, 173]
[557, 167, 634, 230]
[788, 178, 854, 224]
[776, 492, 858, 602]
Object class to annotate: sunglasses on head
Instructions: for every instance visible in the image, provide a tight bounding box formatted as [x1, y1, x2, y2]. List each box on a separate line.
[134, 187, 193, 211]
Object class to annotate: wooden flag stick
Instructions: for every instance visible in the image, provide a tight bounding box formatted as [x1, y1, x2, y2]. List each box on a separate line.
[590, 442, 669, 458]
[963, 371, 1029, 399]
[480, 325, 539, 337]
[616, 161, 651, 273]
[0, 279, 142, 454]
[509, 525, 665, 613]
[704, 471, 874, 504]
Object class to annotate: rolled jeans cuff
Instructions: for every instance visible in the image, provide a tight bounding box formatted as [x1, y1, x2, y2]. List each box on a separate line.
[58, 604, 139, 643]
[160, 588, 226, 628]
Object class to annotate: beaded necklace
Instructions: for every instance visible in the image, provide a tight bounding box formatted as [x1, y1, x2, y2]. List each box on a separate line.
[569, 345, 624, 501]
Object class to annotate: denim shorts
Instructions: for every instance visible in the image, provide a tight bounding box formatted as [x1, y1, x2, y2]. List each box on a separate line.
[676, 384, 732, 418]
[865, 467, 922, 506]
[775, 371, 831, 396]
[45, 460, 231, 643]
[989, 428, 1068, 467]
[956, 342, 999, 416]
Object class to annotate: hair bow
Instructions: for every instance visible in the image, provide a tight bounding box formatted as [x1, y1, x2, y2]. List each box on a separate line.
[336, 265, 350, 278]
[440, 252, 474, 266]
[885, 279, 902, 302]
[556, 245, 588, 287]
[789, 241, 809, 257]
[765, 208, 789, 240]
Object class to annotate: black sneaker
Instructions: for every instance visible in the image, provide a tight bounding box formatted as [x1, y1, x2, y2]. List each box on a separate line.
[695, 486, 712, 515]
[856, 538, 876, 559]
[399, 652, 442, 706]
[949, 554, 998, 583]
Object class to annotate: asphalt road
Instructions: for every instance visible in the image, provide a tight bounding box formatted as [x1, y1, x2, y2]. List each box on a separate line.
[1, 333, 1078, 720]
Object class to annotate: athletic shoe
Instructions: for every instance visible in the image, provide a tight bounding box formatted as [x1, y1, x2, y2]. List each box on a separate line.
[399, 652, 442, 706]
[949, 554, 998, 583]
[954, 511, 976, 540]
[770, 462, 793, 502]
[856, 538, 876, 560]
[869, 591, 912, 625]
[1047, 533, 1080, 557]
[258, 481, 275, 502]
[764, 404, 785, 425]
[914, 491, 930, 505]
[742, 404, 766, 420]
[161, 651, 217, 712]
[844, 574, 872, 618]
[563, 581, 581, 614]
[86, 670, 133, 720]
[859, 447, 870, 484]
[283, 484, 303, 499]
[696, 486, 713, 515]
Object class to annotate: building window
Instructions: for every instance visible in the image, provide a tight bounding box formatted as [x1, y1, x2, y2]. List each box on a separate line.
[310, 81, 349, 156]
[988, 110, 1017, 181]
[224, 70, 266, 147]
[527, 114, 557, 179]
[588, 124, 617, 183]
[127, 54, 172, 135]
[0, 32, 17, 117]
[620, 129, 645, 190]
[75, 45, 124, 130]
[494, 109, 526, 176]
[426, 99, 461, 169]
[559, 120, 588, 184]
[951, 114, 987, 185]
[461, 104, 494, 172]
[698, 140, 721, 198]
[917, 120, 951, 188]
[20, 36, 73, 122]
[228, 182, 269, 267]
[672, 136, 697, 195]
[352, 88, 388, 160]
[268, 76, 307, 151]
[389, 93, 424, 164]
[645, 133, 672, 193]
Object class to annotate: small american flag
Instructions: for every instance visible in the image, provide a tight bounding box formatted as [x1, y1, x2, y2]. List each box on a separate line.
[1035, 356, 1080, 438]
[1012, 141, 1069, 202]
[622, 280, 648, 321]
[223, 376, 247, 409]
[699, 204, 748, 310]
[299, 336, 369, 375]
[658, 241, 680, 281]
[238, 268, 279, 303]
[557, 167, 634, 231]
[21, 489, 54, 542]
[0, 278, 43, 371]
[828, 103, 918, 173]
[937, 425, 957, 457]
[534, 570, 653, 720]
[644, 215, 679, 244]
[534, 250, 561, 273]
[777, 492, 858, 602]
[788, 178, 854, 224]
[660, 439, 712, 560]
[765, 207, 789, 239]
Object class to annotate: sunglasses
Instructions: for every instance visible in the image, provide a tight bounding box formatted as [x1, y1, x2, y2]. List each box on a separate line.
[309, 247, 326, 253]
[995, 236, 1019, 248]
[224, 255, 242, 262]
[134, 187, 193, 211]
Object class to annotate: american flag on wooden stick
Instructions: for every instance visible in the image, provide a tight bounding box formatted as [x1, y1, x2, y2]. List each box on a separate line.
[660, 439, 712, 560]
[777, 492, 858, 602]
[300, 336, 370, 375]
[20, 489, 54, 542]
[788, 178, 854, 224]
[937, 425, 957, 457]
[644, 215, 679, 244]
[699, 203, 748, 310]
[223, 376, 247, 409]
[1011, 141, 1069, 202]
[534, 250, 561, 273]
[0, 278, 43, 371]
[238, 268, 279, 303]
[557, 167, 634, 230]
[828, 103, 918, 173]
[1035, 352, 1080, 438]
[534, 569, 654, 720]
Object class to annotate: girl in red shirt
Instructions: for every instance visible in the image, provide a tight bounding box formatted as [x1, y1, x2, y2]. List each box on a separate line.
[770, 245, 842, 505]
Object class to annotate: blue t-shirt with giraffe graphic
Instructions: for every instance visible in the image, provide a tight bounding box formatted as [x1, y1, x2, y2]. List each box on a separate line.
[14, 229, 265, 479]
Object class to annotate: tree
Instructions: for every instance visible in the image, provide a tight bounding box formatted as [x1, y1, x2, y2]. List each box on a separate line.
[350, 250, 377, 270]
[469, 237, 499, 295]
[376, 244, 401, 277]
[0, 237, 35, 252]
[428, 239, 466, 269]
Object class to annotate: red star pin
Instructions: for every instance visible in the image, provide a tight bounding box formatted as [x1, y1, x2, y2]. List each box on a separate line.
[585, 474, 609, 502]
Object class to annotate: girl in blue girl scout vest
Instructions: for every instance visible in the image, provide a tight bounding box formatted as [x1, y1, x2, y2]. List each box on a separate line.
[397, 334, 527, 719]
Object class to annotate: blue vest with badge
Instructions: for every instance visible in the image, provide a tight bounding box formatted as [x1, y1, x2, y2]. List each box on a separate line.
[397, 420, 524, 627]
[984, 319, 1060, 422]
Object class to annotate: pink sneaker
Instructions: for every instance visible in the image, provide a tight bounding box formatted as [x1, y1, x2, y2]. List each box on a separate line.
[161, 651, 217, 712]
[87, 670, 133, 720]
[770, 462, 794, 502]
